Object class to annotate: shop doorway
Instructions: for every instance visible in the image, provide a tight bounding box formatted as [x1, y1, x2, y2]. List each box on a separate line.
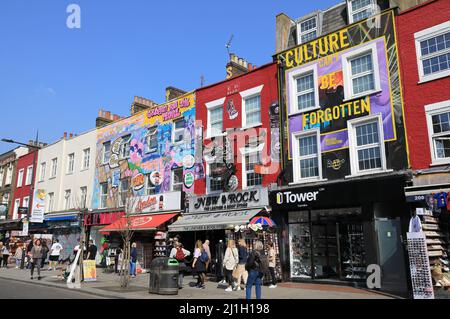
[289, 208, 367, 282]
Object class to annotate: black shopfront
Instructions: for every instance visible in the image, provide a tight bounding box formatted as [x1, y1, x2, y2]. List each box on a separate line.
[270, 173, 411, 296]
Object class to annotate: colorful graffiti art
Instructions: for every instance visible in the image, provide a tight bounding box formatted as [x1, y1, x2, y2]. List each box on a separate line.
[92, 93, 196, 209]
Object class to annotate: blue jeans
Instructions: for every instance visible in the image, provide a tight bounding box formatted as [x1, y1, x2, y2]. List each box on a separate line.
[246, 270, 262, 299]
[129, 261, 136, 276]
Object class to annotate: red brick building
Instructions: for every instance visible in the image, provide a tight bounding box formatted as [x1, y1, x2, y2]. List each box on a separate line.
[396, 0, 450, 172]
[10, 150, 37, 220]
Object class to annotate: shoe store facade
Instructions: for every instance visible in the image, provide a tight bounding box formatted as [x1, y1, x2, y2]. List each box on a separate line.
[269, 173, 411, 294]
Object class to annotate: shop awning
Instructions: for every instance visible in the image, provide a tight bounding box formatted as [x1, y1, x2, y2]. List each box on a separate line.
[249, 215, 276, 227]
[45, 212, 79, 222]
[168, 209, 262, 232]
[99, 213, 178, 233]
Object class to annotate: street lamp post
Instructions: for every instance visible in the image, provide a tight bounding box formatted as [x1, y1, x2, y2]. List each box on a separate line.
[1, 131, 42, 269]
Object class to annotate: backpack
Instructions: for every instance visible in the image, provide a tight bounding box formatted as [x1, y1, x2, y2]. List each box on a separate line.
[175, 247, 185, 262]
[255, 252, 269, 278]
[199, 250, 209, 263]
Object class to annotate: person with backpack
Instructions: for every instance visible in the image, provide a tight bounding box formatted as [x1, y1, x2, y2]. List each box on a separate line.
[170, 242, 191, 289]
[192, 240, 208, 289]
[245, 240, 268, 299]
[223, 239, 239, 292]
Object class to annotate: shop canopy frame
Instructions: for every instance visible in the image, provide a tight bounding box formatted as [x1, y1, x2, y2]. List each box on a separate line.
[168, 208, 273, 232]
[99, 213, 178, 233]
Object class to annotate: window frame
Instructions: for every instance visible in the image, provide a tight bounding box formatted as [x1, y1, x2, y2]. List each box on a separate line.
[347, 113, 387, 176]
[145, 127, 159, 154]
[6, 164, 13, 185]
[171, 168, 184, 192]
[39, 162, 46, 182]
[51, 158, 58, 178]
[240, 85, 264, 129]
[25, 165, 33, 185]
[119, 178, 130, 207]
[17, 169, 24, 188]
[120, 135, 132, 159]
[103, 141, 111, 164]
[341, 42, 381, 101]
[47, 192, 54, 213]
[206, 162, 225, 194]
[67, 153, 75, 174]
[22, 196, 30, 209]
[425, 99, 450, 166]
[206, 97, 226, 138]
[145, 174, 156, 195]
[82, 148, 90, 170]
[292, 128, 323, 183]
[414, 21, 450, 84]
[64, 189, 72, 210]
[0, 167, 3, 188]
[347, 0, 375, 24]
[288, 64, 320, 116]
[13, 199, 20, 220]
[80, 186, 87, 209]
[241, 147, 263, 190]
[172, 118, 186, 144]
[100, 183, 108, 209]
[297, 15, 319, 45]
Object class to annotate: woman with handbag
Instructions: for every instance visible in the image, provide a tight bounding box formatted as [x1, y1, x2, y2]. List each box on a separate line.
[30, 239, 44, 280]
[223, 239, 239, 292]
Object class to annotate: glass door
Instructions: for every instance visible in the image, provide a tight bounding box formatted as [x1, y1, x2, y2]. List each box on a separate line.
[289, 223, 312, 278]
[311, 223, 340, 279]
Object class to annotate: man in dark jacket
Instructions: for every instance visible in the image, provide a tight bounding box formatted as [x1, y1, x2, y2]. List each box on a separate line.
[130, 243, 138, 277]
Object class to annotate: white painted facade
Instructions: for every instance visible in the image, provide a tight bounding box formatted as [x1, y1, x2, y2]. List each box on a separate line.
[34, 129, 97, 213]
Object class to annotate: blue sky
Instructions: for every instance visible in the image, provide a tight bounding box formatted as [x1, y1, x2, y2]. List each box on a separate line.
[0, 0, 339, 154]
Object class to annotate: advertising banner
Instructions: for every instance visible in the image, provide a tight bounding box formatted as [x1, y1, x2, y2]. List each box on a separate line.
[83, 260, 97, 282]
[130, 192, 182, 214]
[31, 189, 46, 223]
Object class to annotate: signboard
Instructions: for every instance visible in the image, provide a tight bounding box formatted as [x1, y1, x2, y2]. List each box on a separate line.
[188, 188, 268, 213]
[31, 189, 46, 223]
[130, 192, 182, 214]
[83, 260, 97, 282]
[21, 219, 29, 236]
[18, 207, 28, 218]
[0, 204, 7, 220]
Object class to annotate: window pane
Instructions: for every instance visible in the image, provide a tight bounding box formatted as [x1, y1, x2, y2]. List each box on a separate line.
[421, 32, 450, 57]
[297, 92, 315, 111]
[358, 146, 382, 171]
[301, 31, 317, 43]
[246, 111, 261, 125]
[352, 74, 375, 94]
[297, 73, 314, 92]
[350, 54, 373, 75]
[352, 9, 371, 22]
[300, 17, 316, 32]
[422, 53, 450, 75]
[246, 153, 262, 186]
[210, 108, 223, 122]
[432, 112, 450, 134]
[175, 119, 185, 129]
[356, 122, 379, 146]
[299, 135, 317, 156]
[246, 95, 261, 113]
[351, 0, 371, 11]
[300, 157, 319, 178]
[435, 138, 450, 158]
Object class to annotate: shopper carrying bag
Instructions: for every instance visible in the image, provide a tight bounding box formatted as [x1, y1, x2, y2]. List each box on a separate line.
[223, 239, 239, 292]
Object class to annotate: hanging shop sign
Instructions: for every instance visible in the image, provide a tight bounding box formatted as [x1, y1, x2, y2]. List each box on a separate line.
[31, 189, 46, 223]
[84, 212, 124, 227]
[189, 188, 268, 213]
[130, 192, 183, 214]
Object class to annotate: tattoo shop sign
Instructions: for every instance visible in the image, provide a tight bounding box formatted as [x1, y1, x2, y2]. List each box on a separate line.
[188, 188, 268, 213]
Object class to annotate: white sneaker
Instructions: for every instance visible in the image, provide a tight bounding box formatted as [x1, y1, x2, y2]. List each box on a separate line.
[236, 286, 241, 291]
[269, 285, 277, 288]
[225, 287, 233, 292]
[219, 280, 226, 284]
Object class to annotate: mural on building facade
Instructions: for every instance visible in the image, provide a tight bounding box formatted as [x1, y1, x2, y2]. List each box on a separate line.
[92, 93, 196, 209]
[277, 10, 408, 179]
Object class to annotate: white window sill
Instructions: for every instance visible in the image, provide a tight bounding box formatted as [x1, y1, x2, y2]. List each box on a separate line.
[66, 172, 74, 176]
[240, 123, 262, 130]
[289, 106, 321, 117]
[49, 176, 56, 180]
[418, 71, 450, 84]
[345, 169, 393, 179]
[206, 132, 227, 139]
[430, 160, 450, 167]
[80, 168, 90, 172]
[289, 179, 328, 186]
[343, 89, 382, 103]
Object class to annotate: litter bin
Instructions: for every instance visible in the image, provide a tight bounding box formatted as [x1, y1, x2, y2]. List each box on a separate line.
[149, 257, 179, 295]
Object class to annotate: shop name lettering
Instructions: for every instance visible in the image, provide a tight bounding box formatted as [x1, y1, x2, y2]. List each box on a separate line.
[276, 191, 319, 205]
[194, 191, 259, 210]
[280, 29, 349, 69]
[136, 197, 157, 212]
[147, 98, 191, 121]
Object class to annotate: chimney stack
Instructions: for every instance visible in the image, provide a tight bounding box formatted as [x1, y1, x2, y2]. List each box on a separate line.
[63, 132, 67, 140]
[130, 96, 158, 116]
[69, 133, 73, 139]
[96, 109, 123, 128]
[226, 53, 254, 79]
[165, 87, 187, 102]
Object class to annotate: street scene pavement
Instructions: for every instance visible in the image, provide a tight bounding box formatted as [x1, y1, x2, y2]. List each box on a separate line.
[0, 267, 394, 299]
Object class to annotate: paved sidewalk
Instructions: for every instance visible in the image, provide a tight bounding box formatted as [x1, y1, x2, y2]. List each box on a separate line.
[0, 267, 394, 299]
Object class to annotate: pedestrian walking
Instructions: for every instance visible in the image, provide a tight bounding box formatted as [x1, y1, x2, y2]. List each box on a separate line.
[267, 242, 277, 288]
[170, 242, 191, 289]
[14, 244, 24, 269]
[114, 246, 122, 274]
[245, 240, 268, 300]
[86, 240, 97, 261]
[25, 240, 33, 269]
[203, 239, 211, 272]
[130, 243, 137, 278]
[192, 240, 207, 289]
[223, 239, 239, 292]
[235, 239, 249, 291]
[30, 239, 44, 280]
[41, 241, 49, 269]
[0, 242, 10, 268]
[49, 239, 63, 271]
